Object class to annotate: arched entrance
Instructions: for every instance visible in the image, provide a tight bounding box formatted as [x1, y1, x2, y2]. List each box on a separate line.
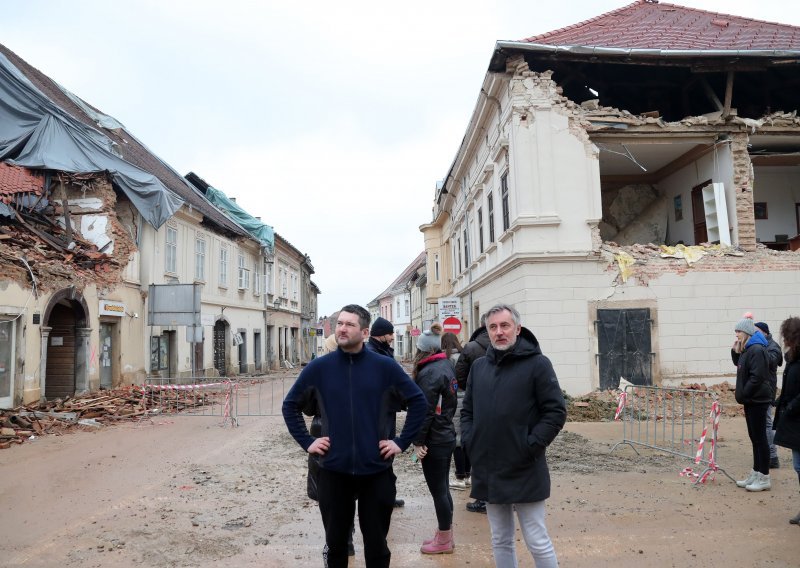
[213, 319, 228, 376]
[41, 289, 90, 399]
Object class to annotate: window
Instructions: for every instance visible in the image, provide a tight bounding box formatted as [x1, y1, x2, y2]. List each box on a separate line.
[291, 271, 299, 300]
[488, 193, 495, 243]
[254, 261, 261, 295]
[194, 237, 206, 281]
[238, 254, 250, 289]
[165, 225, 177, 273]
[279, 265, 288, 297]
[434, 253, 440, 282]
[463, 227, 470, 266]
[501, 172, 510, 232]
[457, 237, 462, 274]
[219, 246, 228, 286]
[404, 298, 409, 316]
[265, 262, 273, 294]
[477, 208, 484, 253]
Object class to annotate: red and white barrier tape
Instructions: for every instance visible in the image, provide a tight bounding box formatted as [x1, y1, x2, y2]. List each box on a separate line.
[143, 381, 228, 391]
[222, 382, 238, 424]
[681, 400, 720, 483]
[614, 391, 627, 421]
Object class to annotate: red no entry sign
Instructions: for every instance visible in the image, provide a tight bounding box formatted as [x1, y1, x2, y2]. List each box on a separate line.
[442, 316, 462, 335]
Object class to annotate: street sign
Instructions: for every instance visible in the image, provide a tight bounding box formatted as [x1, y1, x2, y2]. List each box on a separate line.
[442, 316, 462, 335]
[438, 297, 461, 319]
[410, 327, 421, 337]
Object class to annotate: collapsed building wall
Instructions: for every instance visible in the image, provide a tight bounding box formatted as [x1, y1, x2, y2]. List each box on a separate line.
[1, 167, 146, 404]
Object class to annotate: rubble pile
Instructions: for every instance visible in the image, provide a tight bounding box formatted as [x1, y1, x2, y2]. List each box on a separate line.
[0, 386, 223, 449]
[1, 213, 120, 292]
[565, 380, 744, 423]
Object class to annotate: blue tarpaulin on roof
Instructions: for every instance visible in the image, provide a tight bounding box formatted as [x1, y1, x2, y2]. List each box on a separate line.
[204, 185, 274, 252]
[0, 52, 182, 229]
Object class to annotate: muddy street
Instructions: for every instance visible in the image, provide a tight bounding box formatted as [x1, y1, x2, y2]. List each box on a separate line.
[1, 370, 799, 567]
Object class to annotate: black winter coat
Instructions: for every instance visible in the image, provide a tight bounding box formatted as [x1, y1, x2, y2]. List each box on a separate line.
[732, 335, 773, 405]
[461, 327, 566, 504]
[412, 353, 457, 447]
[774, 354, 800, 452]
[454, 327, 489, 391]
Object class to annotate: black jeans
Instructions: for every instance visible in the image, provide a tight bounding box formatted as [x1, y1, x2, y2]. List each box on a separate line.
[744, 403, 770, 475]
[453, 445, 471, 478]
[421, 441, 456, 530]
[318, 467, 395, 568]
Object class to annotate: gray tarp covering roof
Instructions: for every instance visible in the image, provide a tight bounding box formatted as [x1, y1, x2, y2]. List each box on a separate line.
[204, 185, 274, 252]
[0, 52, 182, 228]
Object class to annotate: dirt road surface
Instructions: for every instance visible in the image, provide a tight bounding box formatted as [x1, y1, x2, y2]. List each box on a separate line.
[1, 369, 799, 567]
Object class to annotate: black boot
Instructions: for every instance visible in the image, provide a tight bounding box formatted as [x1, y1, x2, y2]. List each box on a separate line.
[466, 499, 486, 513]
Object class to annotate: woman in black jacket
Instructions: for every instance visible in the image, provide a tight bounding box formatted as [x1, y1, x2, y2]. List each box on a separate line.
[412, 330, 457, 555]
[731, 314, 774, 491]
[776, 317, 800, 524]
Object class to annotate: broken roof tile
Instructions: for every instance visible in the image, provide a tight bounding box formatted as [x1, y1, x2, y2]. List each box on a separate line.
[521, 0, 800, 51]
[0, 162, 44, 204]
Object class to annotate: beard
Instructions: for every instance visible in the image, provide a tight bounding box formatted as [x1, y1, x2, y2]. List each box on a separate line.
[338, 334, 363, 350]
[491, 338, 516, 351]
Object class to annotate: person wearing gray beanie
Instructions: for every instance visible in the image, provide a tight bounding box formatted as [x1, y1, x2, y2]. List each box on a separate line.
[417, 330, 442, 353]
[735, 316, 757, 337]
[731, 312, 774, 492]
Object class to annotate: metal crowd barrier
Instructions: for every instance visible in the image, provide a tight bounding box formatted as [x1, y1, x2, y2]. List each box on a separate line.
[141, 375, 294, 426]
[610, 384, 734, 484]
[229, 376, 291, 419]
[142, 376, 237, 426]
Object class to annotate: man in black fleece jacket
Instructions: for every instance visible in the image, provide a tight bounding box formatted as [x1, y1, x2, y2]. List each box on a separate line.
[283, 304, 426, 568]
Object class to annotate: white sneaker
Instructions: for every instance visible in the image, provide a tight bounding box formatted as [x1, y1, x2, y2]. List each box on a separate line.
[464, 476, 471, 487]
[746, 472, 771, 492]
[736, 469, 758, 488]
[450, 478, 467, 490]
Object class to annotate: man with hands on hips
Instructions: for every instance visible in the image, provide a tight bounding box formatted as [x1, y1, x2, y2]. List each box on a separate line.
[283, 304, 426, 568]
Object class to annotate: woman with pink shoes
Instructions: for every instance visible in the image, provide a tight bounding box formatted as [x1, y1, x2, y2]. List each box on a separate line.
[412, 329, 458, 555]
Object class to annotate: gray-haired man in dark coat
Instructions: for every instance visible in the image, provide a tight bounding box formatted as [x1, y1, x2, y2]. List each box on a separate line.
[461, 304, 566, 568]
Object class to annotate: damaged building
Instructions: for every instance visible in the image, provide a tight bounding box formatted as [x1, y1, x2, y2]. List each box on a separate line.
[0, 44, 316, 407]
[421, 0, 800, 395]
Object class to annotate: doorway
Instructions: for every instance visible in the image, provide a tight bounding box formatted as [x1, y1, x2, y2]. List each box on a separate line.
[691, 180, 712, 244]
[238, 330, 247, 374]
[45, 303, 78, 399]
[0, 320, 15, 408]
[254, 330, 262, 372]
[596, 308, 653, 390]
[99, 322, 117, 389]
[213, 320, 227, 376]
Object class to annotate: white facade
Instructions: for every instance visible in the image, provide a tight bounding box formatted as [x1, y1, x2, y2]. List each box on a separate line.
[423, 54, 800, 396]
[140, 207, 268, 377]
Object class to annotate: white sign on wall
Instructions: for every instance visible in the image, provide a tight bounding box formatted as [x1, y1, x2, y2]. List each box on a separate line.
[99, 300, 125, 317]
[438, 297, 461, 319]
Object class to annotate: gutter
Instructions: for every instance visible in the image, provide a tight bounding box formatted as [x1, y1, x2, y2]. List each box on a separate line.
[494, 41, 800, 60]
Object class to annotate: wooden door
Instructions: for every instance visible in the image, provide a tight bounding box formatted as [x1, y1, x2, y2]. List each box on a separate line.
[45, 304, 76, 399]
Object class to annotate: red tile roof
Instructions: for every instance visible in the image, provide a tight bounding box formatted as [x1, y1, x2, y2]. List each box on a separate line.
[521, 0, 800, 50]
[0, 162, 43, 204]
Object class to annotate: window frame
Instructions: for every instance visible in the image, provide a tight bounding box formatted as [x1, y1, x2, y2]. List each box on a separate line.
[487, 193, 496, 243]
[501, 172, 510, 232]
[194, 236, 206, 281]
[218, 246, 229, 287]
[165, 225, 178, 274]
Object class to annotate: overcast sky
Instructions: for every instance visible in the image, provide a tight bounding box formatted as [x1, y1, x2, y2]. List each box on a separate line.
[3, 1, 799, 317]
